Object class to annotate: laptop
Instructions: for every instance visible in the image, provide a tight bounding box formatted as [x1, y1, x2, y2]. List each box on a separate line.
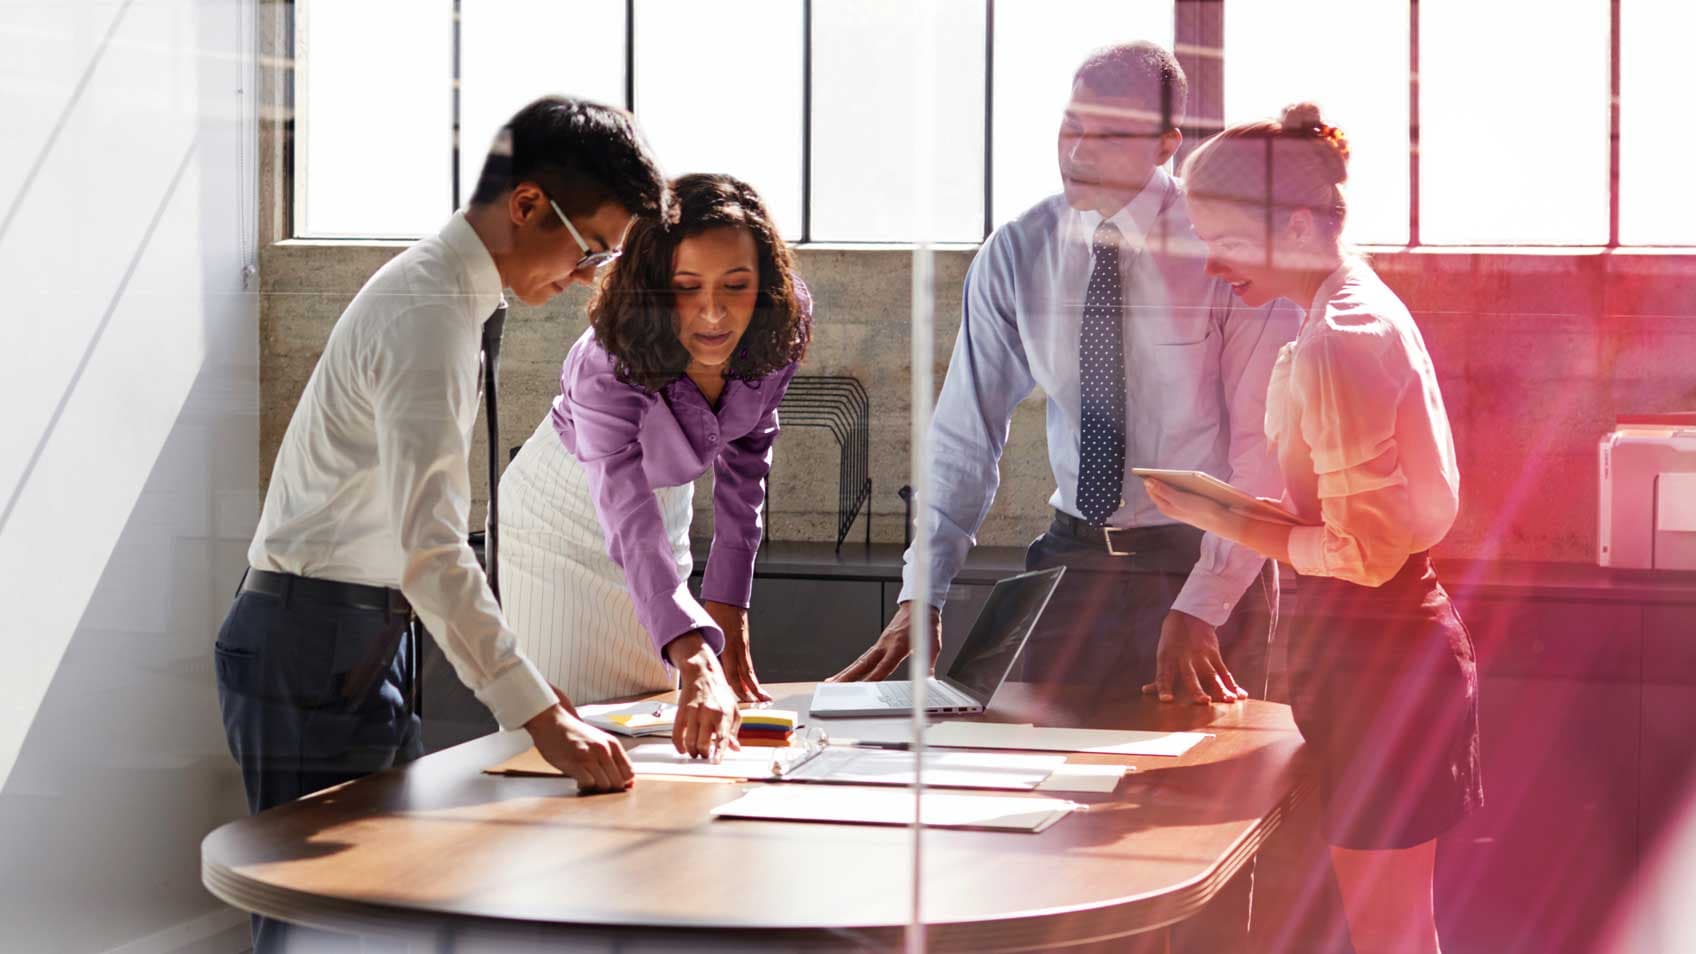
[808, 566, 1065, 717]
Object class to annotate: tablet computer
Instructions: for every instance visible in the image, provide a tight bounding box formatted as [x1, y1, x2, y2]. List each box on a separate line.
[1131, 468, 1315, 527]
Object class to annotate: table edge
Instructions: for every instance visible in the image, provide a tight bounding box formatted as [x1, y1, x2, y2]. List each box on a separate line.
[200, 777, 1313, 950]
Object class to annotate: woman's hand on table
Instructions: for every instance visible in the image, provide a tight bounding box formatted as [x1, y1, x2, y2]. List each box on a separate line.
[666, 633, 743, 760]
[523, 702, 635, 794]
[706, 600, 772, 703]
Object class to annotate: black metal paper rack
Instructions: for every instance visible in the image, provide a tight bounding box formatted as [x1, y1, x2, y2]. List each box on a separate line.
[765, 376, 872, 552]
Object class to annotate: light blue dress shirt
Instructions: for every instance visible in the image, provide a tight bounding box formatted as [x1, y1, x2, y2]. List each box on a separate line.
[899, 169, 1301, 626]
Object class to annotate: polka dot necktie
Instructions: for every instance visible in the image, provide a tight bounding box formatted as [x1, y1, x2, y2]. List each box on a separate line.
[1076, 221, 1126, 527]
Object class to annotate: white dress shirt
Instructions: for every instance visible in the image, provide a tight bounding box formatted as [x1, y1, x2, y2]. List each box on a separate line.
[1269, 258, 1461, 587]
[901, 169, 1301, 626]
[249, 212, 555, 732]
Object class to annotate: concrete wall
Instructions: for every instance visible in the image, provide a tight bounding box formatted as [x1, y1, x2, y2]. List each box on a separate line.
[0, 1, 256, 950]
[258, 243, 1696, 565]
[259, 242, 1056, 552]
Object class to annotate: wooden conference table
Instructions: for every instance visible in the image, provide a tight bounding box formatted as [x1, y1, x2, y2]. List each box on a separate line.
[202, 683, 1311, 952]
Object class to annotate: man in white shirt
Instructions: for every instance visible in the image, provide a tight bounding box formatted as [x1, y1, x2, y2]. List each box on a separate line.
[215, 96, 674, 953]
[831, 41, 1298, 952]
[836, 42, 1297, 705]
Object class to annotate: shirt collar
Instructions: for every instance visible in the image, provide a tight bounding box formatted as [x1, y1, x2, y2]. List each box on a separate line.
[1305, 256, 1363, 327]
[439, 211, 506, 320]
[1075, 166, 1173, 249]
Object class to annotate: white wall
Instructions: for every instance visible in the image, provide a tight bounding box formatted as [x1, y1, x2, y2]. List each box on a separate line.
[0, 0, 257, 950]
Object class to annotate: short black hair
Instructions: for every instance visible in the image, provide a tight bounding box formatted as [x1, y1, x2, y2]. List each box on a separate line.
[468, 96, 666, 220]
[1074, 41, 1188, 132]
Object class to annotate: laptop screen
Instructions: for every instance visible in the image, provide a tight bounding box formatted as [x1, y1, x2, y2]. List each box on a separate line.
[944, 567, 1064, 702]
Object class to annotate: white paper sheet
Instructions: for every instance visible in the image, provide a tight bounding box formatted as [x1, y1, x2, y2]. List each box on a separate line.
[924, 722, 1211, 757]
[625, 743, 799, 779]
[710, 785, 1078, 832]
[1036, 763, 1130, 793]
[784, 748, 1065, 790]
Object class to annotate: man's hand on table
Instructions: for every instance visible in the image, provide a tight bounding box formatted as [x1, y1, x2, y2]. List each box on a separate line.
[828, 601, 943, 682]
[524, 695, 635, 793]
[706, 600, 772, 703]
[667, 633, 742, 760]
[1142, 610, 1248, 705]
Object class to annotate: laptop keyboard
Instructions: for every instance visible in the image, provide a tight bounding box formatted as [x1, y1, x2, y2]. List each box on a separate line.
[876, 680, 973, 709]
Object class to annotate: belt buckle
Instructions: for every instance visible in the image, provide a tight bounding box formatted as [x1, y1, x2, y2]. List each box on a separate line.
[1102, 527, 1136, 558]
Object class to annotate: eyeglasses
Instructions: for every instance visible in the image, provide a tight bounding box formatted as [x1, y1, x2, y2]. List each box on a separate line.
[548, 198, 622, 272]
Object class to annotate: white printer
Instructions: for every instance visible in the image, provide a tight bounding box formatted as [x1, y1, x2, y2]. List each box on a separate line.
[1598, 414, 1696, 570]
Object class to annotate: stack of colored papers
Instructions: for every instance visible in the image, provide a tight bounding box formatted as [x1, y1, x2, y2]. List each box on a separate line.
[738, 709, 798, 747]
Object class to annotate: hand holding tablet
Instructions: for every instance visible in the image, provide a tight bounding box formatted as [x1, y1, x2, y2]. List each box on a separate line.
[1131, 468, 1315, 527]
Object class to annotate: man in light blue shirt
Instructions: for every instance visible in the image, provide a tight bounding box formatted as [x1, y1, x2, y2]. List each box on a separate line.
[834, 42, 1299, 708]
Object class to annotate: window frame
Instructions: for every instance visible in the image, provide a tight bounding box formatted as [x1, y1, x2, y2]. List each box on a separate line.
[279, 0, 1656, 249]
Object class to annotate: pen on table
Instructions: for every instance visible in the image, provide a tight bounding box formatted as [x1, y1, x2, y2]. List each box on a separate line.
[845, 739, 911, 750]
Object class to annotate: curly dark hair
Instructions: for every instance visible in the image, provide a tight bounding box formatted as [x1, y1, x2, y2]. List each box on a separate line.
[589, 173, 811, 392]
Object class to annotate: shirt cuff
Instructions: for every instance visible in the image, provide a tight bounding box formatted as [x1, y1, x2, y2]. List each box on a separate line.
[897, 548, 953, 609]
[474, 655, 558, 732]
[1172, 566, 1246, 628]
[1287, 525, 1330, 578]
[700, 542, 757, 608]
[642, 580, 725, 659]
[895, 577, 951, 610]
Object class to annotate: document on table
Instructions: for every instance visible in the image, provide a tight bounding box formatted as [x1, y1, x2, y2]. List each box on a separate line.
[484, 743, 809, 780]
[711, 785, 1079, 833]
[1037, 763, 1130, 793]
[577, 701, 676, 737]
[820, 719, 1210, 757]
[486, 743, 1121, 792]
[783, 747, 1064, 790]
[924, 722, 1212, 757]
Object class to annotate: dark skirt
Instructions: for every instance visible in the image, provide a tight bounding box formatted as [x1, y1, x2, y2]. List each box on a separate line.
[1288, 552, 1484, 850]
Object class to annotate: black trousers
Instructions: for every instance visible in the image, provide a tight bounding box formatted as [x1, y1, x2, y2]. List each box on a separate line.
[1020, 524, 1277, 702]
[215, 582, 422, 953]
[1020, 520, 1279, 954]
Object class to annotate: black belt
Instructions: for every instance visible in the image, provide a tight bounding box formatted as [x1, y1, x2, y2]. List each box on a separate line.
[1048, 510, 1204, 557]
[240, 568, 411, 617]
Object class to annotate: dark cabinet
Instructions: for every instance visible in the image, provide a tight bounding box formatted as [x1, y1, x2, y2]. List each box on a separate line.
[1436, 599, 1643, 954]
[418, 629, 497, 753]
[1640, 607, 1696, 866]
[743, 577, 883, 682]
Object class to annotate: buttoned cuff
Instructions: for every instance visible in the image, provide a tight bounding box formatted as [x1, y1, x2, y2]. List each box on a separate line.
[642, 580, 725, 659]
[1172, 567, 1243, 628]
[895, 577, 952, 611]
[1287, 525, 1331, 578]
[474, 655, 558, 732]
[700, 542, 757, 609]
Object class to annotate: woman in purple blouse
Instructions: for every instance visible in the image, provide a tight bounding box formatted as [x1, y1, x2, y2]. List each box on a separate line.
[498, 174, 811, 760]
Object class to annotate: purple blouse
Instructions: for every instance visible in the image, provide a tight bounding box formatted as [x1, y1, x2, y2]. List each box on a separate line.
[549, 329, 799, 660]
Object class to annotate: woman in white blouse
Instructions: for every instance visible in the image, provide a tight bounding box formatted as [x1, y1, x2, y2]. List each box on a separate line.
[1143, 103, 1481, 954]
